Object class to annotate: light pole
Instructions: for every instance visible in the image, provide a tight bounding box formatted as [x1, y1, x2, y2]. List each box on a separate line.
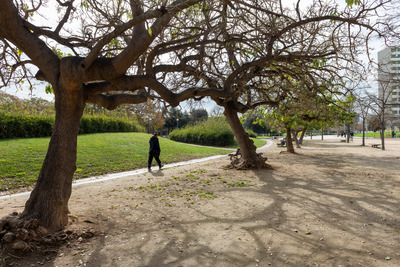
[176, 118, 179, 128]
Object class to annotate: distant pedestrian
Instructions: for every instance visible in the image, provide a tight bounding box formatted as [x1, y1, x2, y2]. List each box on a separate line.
[148, 133, 163, 171]
[392, 130, 395, 138]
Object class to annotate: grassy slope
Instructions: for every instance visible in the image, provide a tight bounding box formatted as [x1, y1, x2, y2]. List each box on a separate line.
[354, 131, 395, 138]
[0, 133, 266, 192]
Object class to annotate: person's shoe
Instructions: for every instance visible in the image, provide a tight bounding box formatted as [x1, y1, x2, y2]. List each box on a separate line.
[148, 167, 151, 171]
[159, 164, 164, 170]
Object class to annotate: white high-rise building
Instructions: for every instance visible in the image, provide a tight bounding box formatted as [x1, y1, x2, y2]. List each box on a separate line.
[377, 47, 400, 117]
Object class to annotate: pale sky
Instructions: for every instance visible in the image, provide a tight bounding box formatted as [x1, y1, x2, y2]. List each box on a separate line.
[0, 0, 386, 103]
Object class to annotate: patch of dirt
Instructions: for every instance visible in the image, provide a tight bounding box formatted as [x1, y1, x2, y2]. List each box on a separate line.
[1, 137, 400, 266]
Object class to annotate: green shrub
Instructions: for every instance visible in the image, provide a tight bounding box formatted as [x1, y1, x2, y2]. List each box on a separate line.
[169, 117, 235, 146]
[0, 113, 144, 139]
[79, 116, 144, 134]
[0, 113, 54, 139]
[245, 129, 257, 138]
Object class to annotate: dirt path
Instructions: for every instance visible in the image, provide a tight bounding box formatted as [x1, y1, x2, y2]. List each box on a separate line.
[1, 136, 400, 267]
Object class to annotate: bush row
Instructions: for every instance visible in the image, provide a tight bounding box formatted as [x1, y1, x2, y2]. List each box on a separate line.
[0, 113, 144, 139]
[79, 116, 144, 134]
[0, 113, 54, 139]
[169, 118, 235, 146]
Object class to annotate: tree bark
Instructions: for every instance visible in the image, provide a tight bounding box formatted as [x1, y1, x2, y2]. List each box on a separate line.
[292, 130, 301, 148]
[299, 126, 307, 145]
[285, 125, 295, 153]
[20, 77, 85, 231]
[362, 117, 366, 146]
[223, 103, 267, 169]
[381, 121, 385, 150]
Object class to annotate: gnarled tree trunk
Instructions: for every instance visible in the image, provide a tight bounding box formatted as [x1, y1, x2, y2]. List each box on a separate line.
[292, 130, 301, 148]
[285, 125, 295, 153]
[223, 103, 268, 169]
[299, 126, 307, 145]
[20, 80, 85, 231]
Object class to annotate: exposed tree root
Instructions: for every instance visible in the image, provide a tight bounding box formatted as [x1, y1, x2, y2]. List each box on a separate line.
[0, 212, 95, 257]
[227, 155, 271, 170]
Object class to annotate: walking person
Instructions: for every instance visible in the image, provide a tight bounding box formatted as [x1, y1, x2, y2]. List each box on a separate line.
[148, 133, 163, 171]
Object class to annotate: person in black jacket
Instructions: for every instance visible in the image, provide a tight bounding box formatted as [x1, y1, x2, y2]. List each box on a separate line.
[148, 133, 163, 171]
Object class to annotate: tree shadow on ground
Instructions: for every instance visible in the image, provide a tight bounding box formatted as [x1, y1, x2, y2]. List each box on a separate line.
[75, 148, 399, 266]
[4, 140, 400, 266]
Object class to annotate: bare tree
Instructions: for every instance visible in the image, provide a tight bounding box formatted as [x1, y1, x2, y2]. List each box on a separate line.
[145, 0, 390, 167]
[354, 91, 372, 146]
[367, 76, 396, 149]
[0, 0, 203, 234]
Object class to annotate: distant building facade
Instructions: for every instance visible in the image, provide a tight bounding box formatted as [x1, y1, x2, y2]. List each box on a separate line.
[377, 47, 400, 128]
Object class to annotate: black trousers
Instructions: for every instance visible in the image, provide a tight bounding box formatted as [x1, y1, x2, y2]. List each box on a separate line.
[148, 152, 161, 168]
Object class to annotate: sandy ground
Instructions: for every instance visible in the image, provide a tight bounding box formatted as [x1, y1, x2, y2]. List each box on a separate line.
[1, 136, 400, 267]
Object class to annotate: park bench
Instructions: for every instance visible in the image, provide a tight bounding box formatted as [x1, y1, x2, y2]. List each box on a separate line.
[228, 149, 263, 160]
[276, 140, 286, 147]
[371, 144, 381, 148]
[229, 149, 241, 159]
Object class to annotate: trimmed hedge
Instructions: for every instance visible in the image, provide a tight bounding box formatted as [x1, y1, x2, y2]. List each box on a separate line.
[169, 117, 235, 146]
[79, 116, 144, 134]
[0, 113, 54, 139]
[0, 113, 144, 139]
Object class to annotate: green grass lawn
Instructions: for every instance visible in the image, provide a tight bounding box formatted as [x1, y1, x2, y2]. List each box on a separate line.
[0, 132, 266, 192]
[354, 132, 395, 138]
[225, 137, 267, 149]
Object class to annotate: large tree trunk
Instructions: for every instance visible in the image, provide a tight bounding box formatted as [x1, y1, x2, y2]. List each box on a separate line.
[381, 121, 385, 150]
[20, 82, 85, 232]
[292, 130, 301, 148]
[299, 126, 307, 145]
[346, 123, 350, 143]
[224, 104, 268, 169]
[285, 126, 295, 153]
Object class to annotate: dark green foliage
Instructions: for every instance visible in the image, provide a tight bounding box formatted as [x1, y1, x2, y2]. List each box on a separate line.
[190, 109, 208, 122]
[0, 113, 145, 139]
[245, 129, 257, 138]
[169, 117, 235, 146]
[0, 92, 144, 139]
[164, 107, 190, 130]
[79, 116, 144, 134]
[242, 115, 269, 134]
[0, 113, 54, 139]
